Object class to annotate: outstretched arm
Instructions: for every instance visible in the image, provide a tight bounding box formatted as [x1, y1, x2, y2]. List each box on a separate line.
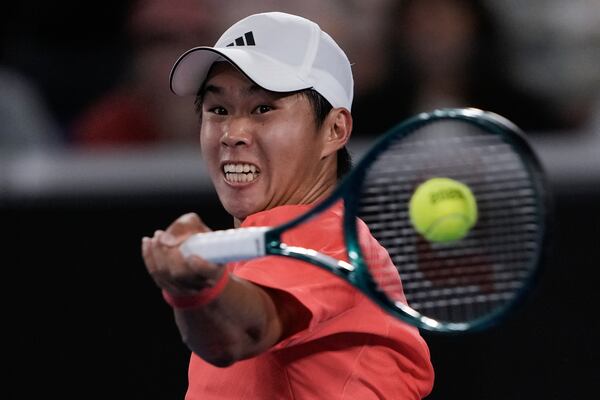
[141, 213, 304, 366]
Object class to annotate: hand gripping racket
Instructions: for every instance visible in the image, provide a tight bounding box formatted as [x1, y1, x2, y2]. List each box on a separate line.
[181, 108, 549, 333]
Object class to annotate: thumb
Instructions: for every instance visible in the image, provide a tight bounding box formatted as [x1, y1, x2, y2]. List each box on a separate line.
[161, 213, 212, 246]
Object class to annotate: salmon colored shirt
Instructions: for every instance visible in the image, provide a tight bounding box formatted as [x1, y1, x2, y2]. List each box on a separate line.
[185, 204, 434, 399]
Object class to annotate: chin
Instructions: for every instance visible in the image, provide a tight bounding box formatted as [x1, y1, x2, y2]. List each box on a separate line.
[222, 200, 259, 221]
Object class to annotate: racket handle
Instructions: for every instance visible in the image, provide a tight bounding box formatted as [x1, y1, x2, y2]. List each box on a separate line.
[180, 227, 270, 264]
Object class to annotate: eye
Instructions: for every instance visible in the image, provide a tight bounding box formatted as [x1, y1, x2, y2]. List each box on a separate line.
[254, 105, 272, 114]
[208, 106, 227, 115]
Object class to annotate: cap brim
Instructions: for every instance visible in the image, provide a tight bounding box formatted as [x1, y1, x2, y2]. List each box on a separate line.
[170, 47, 312, 96]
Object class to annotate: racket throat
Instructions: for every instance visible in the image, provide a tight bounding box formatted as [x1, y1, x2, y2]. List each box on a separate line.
[274, 244, 355, 277]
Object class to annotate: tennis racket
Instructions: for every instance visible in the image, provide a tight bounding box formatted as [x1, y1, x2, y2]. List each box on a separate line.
[180, 107, 549, 333]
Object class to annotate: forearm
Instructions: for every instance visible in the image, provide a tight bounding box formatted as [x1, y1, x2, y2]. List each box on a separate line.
[172, 273, 283, 367]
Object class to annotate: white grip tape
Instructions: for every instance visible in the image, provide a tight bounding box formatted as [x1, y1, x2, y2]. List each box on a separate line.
[179, 227, 270, 264]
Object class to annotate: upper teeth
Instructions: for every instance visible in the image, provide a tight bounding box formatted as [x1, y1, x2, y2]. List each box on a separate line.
[223, 163, 258, 173]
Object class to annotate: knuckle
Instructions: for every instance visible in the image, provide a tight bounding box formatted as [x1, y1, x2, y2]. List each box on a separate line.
[179, 212, 200, 224]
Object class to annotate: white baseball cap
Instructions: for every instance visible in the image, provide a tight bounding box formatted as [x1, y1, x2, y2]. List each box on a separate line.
[169, 11, 354, 110]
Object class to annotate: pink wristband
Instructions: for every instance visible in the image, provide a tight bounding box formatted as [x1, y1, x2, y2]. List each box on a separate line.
[162, 271, 230, 309]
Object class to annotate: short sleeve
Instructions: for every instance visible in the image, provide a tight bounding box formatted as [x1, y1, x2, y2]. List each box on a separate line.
[231, 203, 359, 347]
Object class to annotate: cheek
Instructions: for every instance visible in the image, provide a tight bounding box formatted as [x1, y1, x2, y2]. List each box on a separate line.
[200, 130, 220, 173]
[270, 130, 321, 172]
[200, 121, 219, 149]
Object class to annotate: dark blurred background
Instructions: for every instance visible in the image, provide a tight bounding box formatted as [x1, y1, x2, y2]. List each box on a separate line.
[2, 0, 600, 399]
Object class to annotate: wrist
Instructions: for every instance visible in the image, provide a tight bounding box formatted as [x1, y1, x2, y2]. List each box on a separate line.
[162, 271, 230, 309]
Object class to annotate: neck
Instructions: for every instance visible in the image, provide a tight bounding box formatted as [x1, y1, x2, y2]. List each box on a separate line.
[233, 158, 338, 227]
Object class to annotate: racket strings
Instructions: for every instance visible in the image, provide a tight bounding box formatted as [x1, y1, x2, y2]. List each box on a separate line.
[357, 120, 542, 325]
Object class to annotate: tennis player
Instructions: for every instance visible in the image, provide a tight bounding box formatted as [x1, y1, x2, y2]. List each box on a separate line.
[142, 11, 434, 399]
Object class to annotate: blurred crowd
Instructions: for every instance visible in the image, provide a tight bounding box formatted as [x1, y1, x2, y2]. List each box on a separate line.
[2, 0, 600, 153]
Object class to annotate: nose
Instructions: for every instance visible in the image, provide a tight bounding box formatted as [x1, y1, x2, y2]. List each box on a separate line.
[221, 117, 253, 148]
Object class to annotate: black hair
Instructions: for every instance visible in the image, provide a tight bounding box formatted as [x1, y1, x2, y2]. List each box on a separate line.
[300, 89, 352, 180]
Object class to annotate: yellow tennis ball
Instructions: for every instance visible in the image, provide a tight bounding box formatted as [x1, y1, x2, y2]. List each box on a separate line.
[409, 177, 478, 242]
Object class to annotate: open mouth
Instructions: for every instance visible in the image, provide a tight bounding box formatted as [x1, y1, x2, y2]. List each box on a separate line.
[223, 163, 260, 183]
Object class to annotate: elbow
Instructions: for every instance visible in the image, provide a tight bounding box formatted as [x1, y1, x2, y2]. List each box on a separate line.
[198, 351, 238, 368]
[182, 327, 272, 368]
[181, 336, 241, 368]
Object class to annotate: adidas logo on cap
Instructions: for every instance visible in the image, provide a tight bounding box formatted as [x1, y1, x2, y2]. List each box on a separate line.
[226, 31, 256, 47]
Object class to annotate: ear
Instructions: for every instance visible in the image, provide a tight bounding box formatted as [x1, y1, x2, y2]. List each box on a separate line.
[320, 108, 353, 159]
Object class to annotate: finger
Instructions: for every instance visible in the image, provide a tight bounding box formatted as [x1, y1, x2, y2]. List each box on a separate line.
[151, 228, 225, 294]
[151, 230, 174, 268]
[141, 237, 157, 272]
[149, 230, 177, 276]
[161, 213, 212, 246]
[184, 254, 223, 280]
[142, 235, 178, 292]
[152, 230, 198, 286]
[176, 212, 211, 231]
